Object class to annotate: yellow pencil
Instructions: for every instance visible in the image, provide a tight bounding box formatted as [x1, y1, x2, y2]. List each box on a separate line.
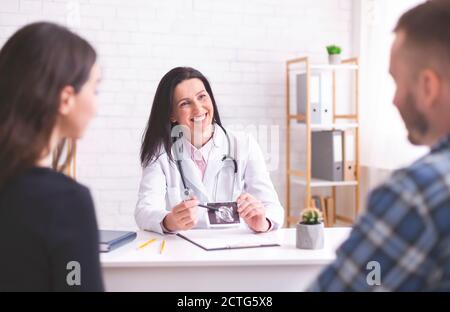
[160, 239, 166, 254]
[138, 238, 156, 250]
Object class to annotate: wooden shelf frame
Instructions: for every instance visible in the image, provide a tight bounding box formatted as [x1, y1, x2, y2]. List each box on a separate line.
[285, 57, 361, 227]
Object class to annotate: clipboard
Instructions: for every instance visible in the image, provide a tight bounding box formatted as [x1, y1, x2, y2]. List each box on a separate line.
[176, 229, 281, 251]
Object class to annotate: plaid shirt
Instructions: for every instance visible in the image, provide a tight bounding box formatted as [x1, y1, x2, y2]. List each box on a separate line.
[309, 134, 450, 291]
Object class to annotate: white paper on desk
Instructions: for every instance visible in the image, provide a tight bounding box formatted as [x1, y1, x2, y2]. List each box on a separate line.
[177, 228, 280, 251]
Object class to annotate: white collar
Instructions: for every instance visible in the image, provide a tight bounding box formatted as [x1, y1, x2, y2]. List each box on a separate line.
[184, 134, 215, 162]
[180, 123, 225, 159]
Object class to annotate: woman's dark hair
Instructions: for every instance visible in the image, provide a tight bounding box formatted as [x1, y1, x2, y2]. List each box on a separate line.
[0, 22, 97, 188]
[140, 67, 222, 167]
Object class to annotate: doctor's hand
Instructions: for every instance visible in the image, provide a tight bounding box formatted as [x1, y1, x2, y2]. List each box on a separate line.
[237, 193, 270, 233]
[163, 197, 199, 232]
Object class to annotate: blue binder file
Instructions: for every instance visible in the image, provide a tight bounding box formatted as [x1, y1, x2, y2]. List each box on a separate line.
[99, 230, 137, 252]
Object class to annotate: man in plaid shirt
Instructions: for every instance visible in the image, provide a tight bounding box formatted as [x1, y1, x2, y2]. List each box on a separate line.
[309, 0, 450, 291]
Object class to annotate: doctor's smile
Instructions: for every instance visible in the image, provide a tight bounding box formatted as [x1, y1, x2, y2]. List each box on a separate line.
[192, 113, 207, 122]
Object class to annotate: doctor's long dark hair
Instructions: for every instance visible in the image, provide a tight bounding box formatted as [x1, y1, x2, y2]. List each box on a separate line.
[0, 22, 97, 188]
[140, 67, 223, 167]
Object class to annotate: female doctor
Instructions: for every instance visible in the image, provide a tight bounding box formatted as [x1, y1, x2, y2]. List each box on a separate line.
[135, 67, 284, 234]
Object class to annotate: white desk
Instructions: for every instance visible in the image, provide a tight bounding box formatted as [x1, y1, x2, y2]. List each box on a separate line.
[101, 227, 351, 292]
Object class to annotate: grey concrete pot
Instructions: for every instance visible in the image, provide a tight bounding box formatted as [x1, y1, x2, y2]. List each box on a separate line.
[296, 222, 324, 249]
[328, 54, 341, 65]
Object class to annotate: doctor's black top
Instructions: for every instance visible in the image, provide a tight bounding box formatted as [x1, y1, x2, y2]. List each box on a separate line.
[0, 167, 104, 291]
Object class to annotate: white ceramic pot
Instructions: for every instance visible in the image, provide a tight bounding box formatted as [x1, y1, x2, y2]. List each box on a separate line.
[328, 54, 341, 65]
[296, 222, 324, 249]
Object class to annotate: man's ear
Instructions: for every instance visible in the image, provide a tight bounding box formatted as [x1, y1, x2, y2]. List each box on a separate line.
[59, 86, 76, 116]
[419, 69, 441, 109]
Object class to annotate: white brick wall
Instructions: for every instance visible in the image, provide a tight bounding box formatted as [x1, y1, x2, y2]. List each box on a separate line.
[0, 0, 353, 230]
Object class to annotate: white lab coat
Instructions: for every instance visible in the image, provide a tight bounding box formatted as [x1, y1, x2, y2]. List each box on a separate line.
[135, 124, 284, 234]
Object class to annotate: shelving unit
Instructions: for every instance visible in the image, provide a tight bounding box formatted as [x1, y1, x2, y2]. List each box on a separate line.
[285, 56, 360, 227]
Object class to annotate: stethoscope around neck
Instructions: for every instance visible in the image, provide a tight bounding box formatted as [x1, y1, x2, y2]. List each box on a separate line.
[172, 123, 238, 202]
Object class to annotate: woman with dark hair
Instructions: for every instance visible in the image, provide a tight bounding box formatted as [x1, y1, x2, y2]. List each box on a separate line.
[0, 22, 103, 291]
[136, 67, 284, 234]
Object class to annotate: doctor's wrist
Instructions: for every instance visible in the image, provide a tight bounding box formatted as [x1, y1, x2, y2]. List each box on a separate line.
[162, 214, 177, 232]
[252, 218, 271, 233]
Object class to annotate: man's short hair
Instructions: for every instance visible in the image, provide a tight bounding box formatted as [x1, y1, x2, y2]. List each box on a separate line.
[394, 0, 450, 80]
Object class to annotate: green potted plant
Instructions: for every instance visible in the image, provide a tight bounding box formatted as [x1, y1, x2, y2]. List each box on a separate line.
[326, 44, 342, 65]
[296, 207, 324, 249]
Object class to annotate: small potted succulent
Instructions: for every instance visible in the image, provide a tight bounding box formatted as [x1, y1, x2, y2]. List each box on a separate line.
[296, 207, 324, 249]
[326, 45, 342, 65]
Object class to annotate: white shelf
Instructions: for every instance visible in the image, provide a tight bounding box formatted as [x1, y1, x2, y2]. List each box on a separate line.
[289, 63, 358, 74]
[290, 122, 359, 131]
[311, 123, 359, 131]
[291, 177, 358, 188]
[310, 64, 358, 70]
